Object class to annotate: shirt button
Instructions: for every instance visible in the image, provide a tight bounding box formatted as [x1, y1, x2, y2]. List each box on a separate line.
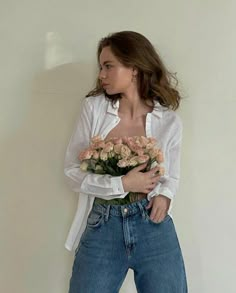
[124, 208, 128, 213]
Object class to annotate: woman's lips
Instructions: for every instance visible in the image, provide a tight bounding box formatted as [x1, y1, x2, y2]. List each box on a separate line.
[102, 83, 109, 87]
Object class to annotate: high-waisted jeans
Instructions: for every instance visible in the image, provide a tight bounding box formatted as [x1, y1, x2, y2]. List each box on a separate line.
[68, 198, 188, 293]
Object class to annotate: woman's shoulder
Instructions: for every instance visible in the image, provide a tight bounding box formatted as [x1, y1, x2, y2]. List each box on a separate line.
[84, 93, 107, 104]
[83, 93, 108, 110]
[160, 106, 183, 131]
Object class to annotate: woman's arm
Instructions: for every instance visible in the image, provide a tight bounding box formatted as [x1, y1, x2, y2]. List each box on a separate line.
[64, 98, 128, 199]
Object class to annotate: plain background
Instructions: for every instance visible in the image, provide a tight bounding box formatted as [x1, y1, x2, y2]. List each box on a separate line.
[0, 1, 235, 292]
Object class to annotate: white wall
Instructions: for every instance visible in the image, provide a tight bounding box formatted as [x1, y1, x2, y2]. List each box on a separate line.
[1, 1, 235, 292]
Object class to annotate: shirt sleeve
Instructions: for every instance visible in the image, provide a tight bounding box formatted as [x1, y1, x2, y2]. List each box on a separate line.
[147, 116, 183, 201]
[64, 98, 129, 199]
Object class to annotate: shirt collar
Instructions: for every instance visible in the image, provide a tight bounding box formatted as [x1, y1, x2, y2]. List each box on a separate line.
[107, 98, 163, 118]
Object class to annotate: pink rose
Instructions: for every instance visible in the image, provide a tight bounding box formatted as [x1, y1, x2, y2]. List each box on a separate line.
[128, 142, 143, 154]
[126, 137, 136, 149]
[137, 155, 149, 164]
[117, 158, 130, 167]
[91, 141, 106, 150]
[112, 137, 123, 144]
[92, 150, 99, 160]
[78, 149, 93, 161]
[122, 136, 129, 144]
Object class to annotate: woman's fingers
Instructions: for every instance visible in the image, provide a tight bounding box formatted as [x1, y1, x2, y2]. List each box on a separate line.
[145, 197, 154, 209]
[147, 195, 170, 222]
[146, 165, 160, 176]
[134, 162, 148, 171]
[150, 209, 166, 223]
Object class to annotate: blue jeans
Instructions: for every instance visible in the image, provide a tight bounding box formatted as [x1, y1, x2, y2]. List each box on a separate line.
[68, 198, 188, 293]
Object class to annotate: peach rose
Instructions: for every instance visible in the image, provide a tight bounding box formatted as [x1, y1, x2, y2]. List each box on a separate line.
[120, 145, 131, 158]
[148, 148, 160, 159]
[108, 151, 116, 158]
[139, 136, 149, 147]
[104, 142, 114, 152]
[133, 137, 143, 148]
[146, 142, 156, 150]
[136, 149, 144, 156]
[91, 135, 102, 143]
[113, 144, 122, 154]
[148, 137, 157, 144]
[156, 151, 164, 163]
[128, 156, 139, 166]
[100, 149, 108, 161]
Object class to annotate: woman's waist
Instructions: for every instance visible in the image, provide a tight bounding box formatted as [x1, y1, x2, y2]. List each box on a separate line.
[94, 192, 147, 205]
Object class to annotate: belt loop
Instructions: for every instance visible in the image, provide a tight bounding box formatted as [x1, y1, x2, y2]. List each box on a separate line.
[104, 205, 111, 222]
[137, 201, 146, 219]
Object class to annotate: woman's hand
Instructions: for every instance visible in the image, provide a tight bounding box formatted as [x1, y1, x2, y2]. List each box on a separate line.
[121, 163, 161, 194]
[145, 195, 171, 223]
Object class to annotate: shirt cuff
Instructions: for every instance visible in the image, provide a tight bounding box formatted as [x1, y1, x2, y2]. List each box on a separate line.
[110, 175, 126, 195]
[147, 183, 174, 201]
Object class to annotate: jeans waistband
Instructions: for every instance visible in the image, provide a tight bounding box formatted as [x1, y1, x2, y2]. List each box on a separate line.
[92, 198, 149, 217]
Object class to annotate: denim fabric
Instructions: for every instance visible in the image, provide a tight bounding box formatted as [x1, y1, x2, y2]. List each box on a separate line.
[68, 198, 188, 293]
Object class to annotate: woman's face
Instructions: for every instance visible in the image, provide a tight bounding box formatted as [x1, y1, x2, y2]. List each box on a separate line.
[98, 46, 137, 95]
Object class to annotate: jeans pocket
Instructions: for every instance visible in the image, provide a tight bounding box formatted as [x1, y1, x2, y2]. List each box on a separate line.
[145, 208, 170, 225]
[87, 209, 104, 228]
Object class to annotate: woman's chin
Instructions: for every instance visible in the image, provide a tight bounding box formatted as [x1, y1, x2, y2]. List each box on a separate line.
[105, 89, 117, 95]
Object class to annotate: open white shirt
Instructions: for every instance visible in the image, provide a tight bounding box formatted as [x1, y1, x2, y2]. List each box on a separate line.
[64, 94, 183, 252]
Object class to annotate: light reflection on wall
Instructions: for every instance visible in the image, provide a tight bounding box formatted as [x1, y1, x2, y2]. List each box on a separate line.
[44, 32, 74, 70]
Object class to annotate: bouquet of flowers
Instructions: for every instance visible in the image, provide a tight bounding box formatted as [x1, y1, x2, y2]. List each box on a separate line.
[78, 135, 165, 201]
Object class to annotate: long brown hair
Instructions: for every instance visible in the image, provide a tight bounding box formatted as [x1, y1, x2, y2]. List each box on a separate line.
[86, 31, 182, 111]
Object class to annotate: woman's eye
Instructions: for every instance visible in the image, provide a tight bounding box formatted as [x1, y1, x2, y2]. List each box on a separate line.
[99, 64, 112, 70]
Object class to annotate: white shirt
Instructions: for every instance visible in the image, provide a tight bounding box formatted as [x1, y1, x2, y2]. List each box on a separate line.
[64, 94, 183, 252]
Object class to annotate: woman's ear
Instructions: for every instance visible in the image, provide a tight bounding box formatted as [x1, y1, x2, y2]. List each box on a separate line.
[132, 67, 138, 77]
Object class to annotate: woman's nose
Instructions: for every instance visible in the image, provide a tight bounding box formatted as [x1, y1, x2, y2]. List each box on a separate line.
[99, 68, 106, 80]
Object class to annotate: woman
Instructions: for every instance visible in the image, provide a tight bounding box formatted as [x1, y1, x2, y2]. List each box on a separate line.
[64, 31, 188, 292]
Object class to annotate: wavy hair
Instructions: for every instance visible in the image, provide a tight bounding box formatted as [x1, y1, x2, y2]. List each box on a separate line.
[86, 31, 182, 111]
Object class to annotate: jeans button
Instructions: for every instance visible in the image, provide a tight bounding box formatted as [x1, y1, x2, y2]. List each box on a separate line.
[124, 208, 128, 213]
